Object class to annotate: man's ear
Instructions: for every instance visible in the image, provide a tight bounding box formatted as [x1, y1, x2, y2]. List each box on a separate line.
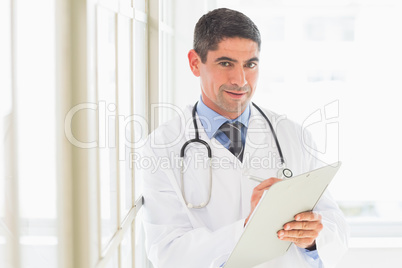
[188, 49, 201, 77]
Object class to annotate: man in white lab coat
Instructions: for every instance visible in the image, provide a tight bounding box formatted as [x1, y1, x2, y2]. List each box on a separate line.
[140, 8, 349, 268]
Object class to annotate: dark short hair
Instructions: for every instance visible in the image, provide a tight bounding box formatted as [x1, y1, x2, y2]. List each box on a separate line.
[193, 8, 261, 63]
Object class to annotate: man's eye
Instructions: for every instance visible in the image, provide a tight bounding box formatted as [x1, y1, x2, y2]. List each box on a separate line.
[246, 62, 257, 68]
[219, 62, 231, 67]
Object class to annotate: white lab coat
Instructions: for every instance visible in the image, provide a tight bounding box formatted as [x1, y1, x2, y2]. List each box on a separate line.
[140, 104, 349, 268]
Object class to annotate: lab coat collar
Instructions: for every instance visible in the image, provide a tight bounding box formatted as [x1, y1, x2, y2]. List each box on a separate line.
[243, 104, 273, 160]
[185, 105, 240, 165]
[196, 97, 250, 140]
[185, 103, 275, 166]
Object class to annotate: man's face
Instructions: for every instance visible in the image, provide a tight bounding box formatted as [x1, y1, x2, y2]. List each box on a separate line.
[189, 37, 260, 119]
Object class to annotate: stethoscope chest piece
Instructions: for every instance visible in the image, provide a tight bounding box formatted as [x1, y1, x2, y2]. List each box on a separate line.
[277, 167, 293, 179]
[282, 168, 293, 178]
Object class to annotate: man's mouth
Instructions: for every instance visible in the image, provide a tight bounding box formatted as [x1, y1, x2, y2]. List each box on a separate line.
[225, 91, 247, 98]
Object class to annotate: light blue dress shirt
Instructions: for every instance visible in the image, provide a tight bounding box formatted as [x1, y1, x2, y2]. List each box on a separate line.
[196, 97, 322, 267]
[196, 97, 250, 149]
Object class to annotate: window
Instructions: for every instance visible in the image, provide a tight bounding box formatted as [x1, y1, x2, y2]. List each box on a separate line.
[1, 0, 58, 267]
[1, 0, 151, 267]
[0, 0, 13, 266]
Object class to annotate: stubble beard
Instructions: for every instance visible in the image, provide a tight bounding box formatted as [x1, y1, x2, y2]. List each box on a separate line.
[216, 84, 252, 115]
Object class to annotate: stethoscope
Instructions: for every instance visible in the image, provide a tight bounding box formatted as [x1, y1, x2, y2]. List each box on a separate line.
[180, 101, 293, 209]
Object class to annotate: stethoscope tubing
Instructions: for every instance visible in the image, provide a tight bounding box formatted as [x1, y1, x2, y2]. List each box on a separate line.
[179, 101, 291, 208]
[251, 102, 285, 166]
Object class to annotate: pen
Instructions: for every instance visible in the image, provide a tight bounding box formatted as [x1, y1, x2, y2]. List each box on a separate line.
[247, 175, 266, 183]
[247, 173, 288, 182]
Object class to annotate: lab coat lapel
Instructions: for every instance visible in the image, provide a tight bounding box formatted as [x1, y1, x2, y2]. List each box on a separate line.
[243, 105, 271, 160]
[185, 104, 277, 166]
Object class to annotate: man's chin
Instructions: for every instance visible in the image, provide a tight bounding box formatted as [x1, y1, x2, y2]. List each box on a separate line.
[220, 101, 249, 115]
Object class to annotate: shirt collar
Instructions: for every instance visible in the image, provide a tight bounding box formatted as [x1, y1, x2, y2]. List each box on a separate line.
[196, 96, 250, 140]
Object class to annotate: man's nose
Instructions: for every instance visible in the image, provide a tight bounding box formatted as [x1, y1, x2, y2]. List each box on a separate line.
[229, 66, 247, 88]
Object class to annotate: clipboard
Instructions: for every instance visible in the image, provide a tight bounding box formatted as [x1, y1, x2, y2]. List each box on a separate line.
[223, 162, 342, 268]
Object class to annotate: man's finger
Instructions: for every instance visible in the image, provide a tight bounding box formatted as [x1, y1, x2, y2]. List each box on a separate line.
[283, 221, 323, 231]
[255, 177, 281, 190]
[278, 229, 319, 239]
[294, 211, 321, 221]
[278, 236, 316, 247]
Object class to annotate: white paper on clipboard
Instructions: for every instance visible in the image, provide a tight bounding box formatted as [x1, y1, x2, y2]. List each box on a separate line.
[224, 162, 342, 268]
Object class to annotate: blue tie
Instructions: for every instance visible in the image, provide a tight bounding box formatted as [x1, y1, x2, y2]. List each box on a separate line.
[219, 122, 244, 161]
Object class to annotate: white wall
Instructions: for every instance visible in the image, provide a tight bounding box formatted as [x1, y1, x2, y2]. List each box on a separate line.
[338, 248, 402, 268]
[172, 0, 214, 109]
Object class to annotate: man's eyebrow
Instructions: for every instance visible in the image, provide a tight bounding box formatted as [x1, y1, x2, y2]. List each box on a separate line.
[215, 56, 237, 63]
[247, 57, 259, 62]
[214, 56, 259, 63]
